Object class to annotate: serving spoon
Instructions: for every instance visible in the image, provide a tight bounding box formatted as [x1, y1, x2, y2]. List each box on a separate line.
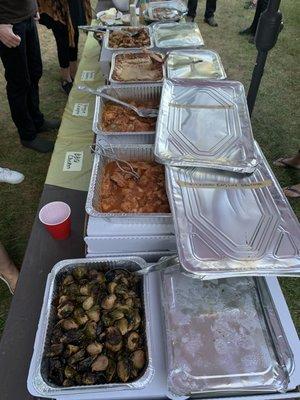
[77, 85, 159, 118]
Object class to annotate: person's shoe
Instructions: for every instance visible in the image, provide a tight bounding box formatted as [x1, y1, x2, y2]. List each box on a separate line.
[61, 80, 73, 95]
[248, 35, 255, 44]
[21, 137, 54, 153]
[239, 27, 254, 35]
[0, 264, 19, 294]
[186, 15, 195, 22]
[37, 119, 61, 133]
[0, 167, 24, 184]
[204, 17, 218, 27]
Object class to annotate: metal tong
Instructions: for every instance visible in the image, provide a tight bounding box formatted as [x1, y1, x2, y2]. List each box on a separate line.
[78, 25, 108, 33]
[77, 85, 159, 118]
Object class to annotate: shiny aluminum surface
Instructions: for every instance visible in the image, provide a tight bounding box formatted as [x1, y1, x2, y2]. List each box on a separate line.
[93, 84, 162, 144]
[86, 144, 172, 224]
[166, 49, 226, 80]
[160, 266, 292, 396]
[153, 22, 204, 49]
[104, 26, 154, 51]
[109, 50, 166, 85]
[29, 257, 154, 397]
[144, 1, 188, 22]
[155, 79, 258, 173]
[165, 142, 300, 278]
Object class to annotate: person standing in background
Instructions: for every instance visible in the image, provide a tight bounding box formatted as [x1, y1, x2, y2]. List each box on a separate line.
[187, 0, 218, 27]
[38, 0, 92, 94]
[0, 0, 59, 153]
[239, 0, 269, 43]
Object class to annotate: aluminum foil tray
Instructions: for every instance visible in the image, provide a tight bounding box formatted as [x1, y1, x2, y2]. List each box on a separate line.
[93, 84, 162, 144]
[144, 1, 187, 22]
[152, 22, 204, 49]
[165, 142, 300, 278]
[109, 50, 166, 85]
[155, 79, 258, 173]
[166, 49, 226, 80]
[104, 26, 154, 51]
[28, 257, 154, 398]
[86, 144, 172, 224]
[160, 266, 292, 397]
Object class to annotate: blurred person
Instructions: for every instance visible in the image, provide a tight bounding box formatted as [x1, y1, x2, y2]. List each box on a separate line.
[0, 0, 60, 153]
[0, 242, 19, 294]
[239, 0, 268, 43]
[38, 0, 92, 94]
[187, 0, 218, 27]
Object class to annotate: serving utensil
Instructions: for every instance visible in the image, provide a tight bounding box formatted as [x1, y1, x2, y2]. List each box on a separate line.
[77, 85, 159, 118]
[136, 255, 179, 275]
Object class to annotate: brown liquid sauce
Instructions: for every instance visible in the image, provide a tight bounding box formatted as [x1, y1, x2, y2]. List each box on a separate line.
[99, 161, 170, 213]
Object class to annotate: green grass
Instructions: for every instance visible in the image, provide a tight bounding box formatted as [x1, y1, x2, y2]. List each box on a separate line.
[0, 0, 299, 336]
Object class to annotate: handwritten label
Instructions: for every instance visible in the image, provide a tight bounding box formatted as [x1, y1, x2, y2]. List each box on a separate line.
[63, 152, 84, 171]
[81, 70, 95, 81]
[72, 103, 89, 117]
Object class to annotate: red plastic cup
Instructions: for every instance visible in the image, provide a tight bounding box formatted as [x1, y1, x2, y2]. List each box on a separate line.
[39, 201, 71, 240]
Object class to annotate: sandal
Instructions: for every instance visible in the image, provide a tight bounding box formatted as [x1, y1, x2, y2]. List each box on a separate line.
[273, 157, 300, 169]
[0, 273, 15, 295]
[283, 184, 300, 198]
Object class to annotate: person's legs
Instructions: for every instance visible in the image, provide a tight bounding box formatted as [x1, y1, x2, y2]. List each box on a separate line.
[240, 0, 269, 35]
[69, 27, 79, 80]
[0, 242, 19, 294]
[0, 20, 37, 142]
[187, 0, 198, 19]
[204, 0, 218, 26]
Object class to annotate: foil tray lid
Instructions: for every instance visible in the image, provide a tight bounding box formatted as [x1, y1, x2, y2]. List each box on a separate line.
[155, 79, 258, 173]
[165, 142, 300, 277]
[161, 267, 291, 396]
[166, 49, 227, 80]
[153, 22, 204, 48]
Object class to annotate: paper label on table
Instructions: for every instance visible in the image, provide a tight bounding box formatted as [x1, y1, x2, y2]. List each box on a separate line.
[81, 70, 95, 81]
[72, 103, 89, 117]
[63, 152, 84, 171]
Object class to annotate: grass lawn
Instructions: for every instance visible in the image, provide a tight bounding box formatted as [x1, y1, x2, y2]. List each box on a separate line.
[0, 0, 299, 336]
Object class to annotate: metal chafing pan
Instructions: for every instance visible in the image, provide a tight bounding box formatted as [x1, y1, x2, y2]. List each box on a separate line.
[93, 84, 162, 143]
[109, 50, 166, 85]
[160, 265, 293, 397]
[104, 26, 154, 51]
[28, 257, 154, 397]
[166, 49, 227, 80]
[86, 144, 172, 224]
[165, 141, 300, 278]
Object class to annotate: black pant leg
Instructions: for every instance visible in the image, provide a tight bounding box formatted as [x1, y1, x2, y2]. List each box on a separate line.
[69, 27, 79, 62]
[51, 20, 70, 68]
[204, 0, 217, 19]
[25, 17, 44, 129]
[187, 0, 198, 19]
[0, 19, 37, 141]
[249, 0, 269, 34]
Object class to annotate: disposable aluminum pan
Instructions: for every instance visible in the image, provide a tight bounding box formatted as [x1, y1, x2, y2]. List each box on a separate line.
[143, 1, 188, 23]
[160, 266, 292, 397]
[109, 50, 166, 85]
[104, 26, 154, 51]
[86, 144, 172, 224]
[165, 141, 300, 278]
[166, 49, 227, 80]
[28, 257, 154, 398]
[93, 84, 162, 143]
[155, 79, 258, 173]
[152, 22, 204, 49]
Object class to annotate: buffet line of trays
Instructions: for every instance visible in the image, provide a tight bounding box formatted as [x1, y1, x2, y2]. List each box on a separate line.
[27, 8, 300, 400]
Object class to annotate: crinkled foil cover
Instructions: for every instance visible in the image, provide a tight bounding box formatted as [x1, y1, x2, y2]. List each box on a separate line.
[165, 142, 300, 277]
[93, 84, 162, 142]
[86, 144, 173, 224]
[153, 22, 204, 49]
[155, 79, 258, 173]
[166, 49, 226, 80]
[109, 50, 166, 85]
[30, 257, 154, 397]
[160, 266, 291, 396]
[104, 26, 154, 51]
[144, 1, 188, 22]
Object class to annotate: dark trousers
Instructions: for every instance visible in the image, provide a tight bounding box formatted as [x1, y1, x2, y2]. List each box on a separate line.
[0, 17, 44, 141]
[249, 0, 269, 35]
[187, 0, 217, 19]
[51, 20, 79, 69]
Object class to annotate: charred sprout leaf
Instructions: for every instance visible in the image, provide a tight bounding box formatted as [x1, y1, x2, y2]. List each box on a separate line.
[73, 307, 89, 326]
[95, 271, 106, 284]
[68, 349, 86, 365]
[115, 318, 129, 335]
[85, 321, 97, 340]
[62, 379, 74, 387]
[101, 294, 117, 310]
[64, 344, 79, 357]
[106, 358, 116, 382]
[46, 343, 64, 357]
[82, 296, 94, 311]
[57, 301, 74, 319]
[91, 355, 109, 372]
[82, 372, 97, 385]
[87, 342, 103, 356]
[60, 318, 79, 331]
[63, 283, 80, 297]
[109, 309, 124, 321]
[79, 283, 92, 296]
[86, 305, 100, 322]
[63, 328, 85, 344]
[73, 266, 86, 280]
[105, 326, 123, 352]
[107, 281, 117, 294]
[62, 275, 74, 286]
[64, 365, 76, 379]
[132, 350, 145, 369]
[127, 331, 140, 351]
[77, 356, 96, 372]
[117, 359, 130, 382]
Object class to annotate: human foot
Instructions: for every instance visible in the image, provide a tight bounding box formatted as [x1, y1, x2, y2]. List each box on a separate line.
[283, 184, 300, 198]
[273, 153, 300, 169]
